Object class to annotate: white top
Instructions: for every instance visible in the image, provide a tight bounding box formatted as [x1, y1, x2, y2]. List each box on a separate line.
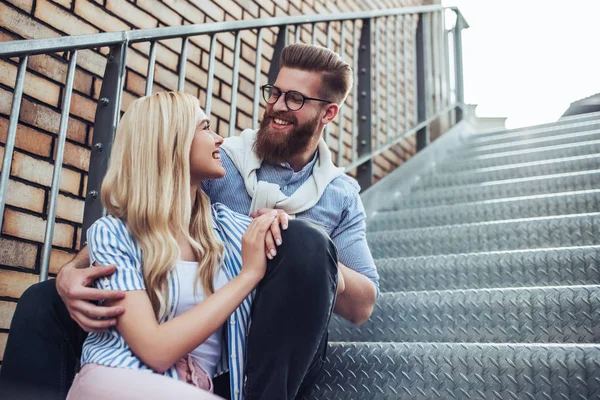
[174, 260, 228, 378]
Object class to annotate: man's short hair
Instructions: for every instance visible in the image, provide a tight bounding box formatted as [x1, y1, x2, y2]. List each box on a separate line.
[280, 43, 353, 106]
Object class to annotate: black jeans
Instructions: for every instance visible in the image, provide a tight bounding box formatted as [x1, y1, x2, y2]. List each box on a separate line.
[0, 219, 338, 400]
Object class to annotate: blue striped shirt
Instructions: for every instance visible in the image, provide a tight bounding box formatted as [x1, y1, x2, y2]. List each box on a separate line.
[202, 148, 379, 290]
[82, 203, 252, 400]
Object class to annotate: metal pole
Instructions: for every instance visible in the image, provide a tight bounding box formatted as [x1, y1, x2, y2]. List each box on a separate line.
[403, 16, 410, 132]
[356, 18, 373, 190]
[0, 56, 28, 234]
[145, 41, 157, 95]
[40, 51, 78, 281]
[438, 10, 445, 111]
[337, 21, 346, 167]
[268, 25, 288, 84]
[385, 17, 391, 143]
[351, 19, 359, 163]
[177, 37, 189, 91]
[453, 13, 465, 122]
[228, 30, 242, 137]
[444, 28, 452, 110]
[324, 22, 333, 143]
[295, 25, 301, 43]
[415, 13, 429, 151]
[205, 34, 217, 117]
[311, 23, 317, 45]
[395, 16, 401, 136]
[374, 17, 381, 148]
[81, 42, 128, 242]
[252, 28, 264, 129]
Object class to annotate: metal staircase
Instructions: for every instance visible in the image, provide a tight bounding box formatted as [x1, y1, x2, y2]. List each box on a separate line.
[309, 112, 600, 399]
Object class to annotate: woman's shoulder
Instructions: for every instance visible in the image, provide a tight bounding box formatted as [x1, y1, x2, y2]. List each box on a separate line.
[211, 202, 252, 224]
[87, 215, 136, 248]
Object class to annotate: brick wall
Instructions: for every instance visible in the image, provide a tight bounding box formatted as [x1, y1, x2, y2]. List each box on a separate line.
[0, 0, 433, 361]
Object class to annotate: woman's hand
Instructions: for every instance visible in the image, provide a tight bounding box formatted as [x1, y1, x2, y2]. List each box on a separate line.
[240, 210, 278, 281]
[249, 208, 290, 260]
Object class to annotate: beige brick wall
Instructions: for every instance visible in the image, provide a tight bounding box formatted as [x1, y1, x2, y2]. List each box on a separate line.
[0, 0, 434, 361]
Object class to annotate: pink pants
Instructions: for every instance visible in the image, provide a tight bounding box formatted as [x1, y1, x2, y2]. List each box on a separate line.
[67, 360, 220, 400]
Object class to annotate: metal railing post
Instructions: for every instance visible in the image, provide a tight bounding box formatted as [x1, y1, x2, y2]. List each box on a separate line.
[453, 13, 465, 122]
[415, 14, 429, 152]
[81, 42, 128, 242]
[356, 18, 373, 190]
[268, 25, 288, 84]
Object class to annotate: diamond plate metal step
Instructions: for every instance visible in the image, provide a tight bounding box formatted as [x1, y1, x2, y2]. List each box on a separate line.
[367, 213, 600, 258]
[417, 154, 600, 190]
[328, 285, 600, 343]
[376, 246, 600, 292]
[461, 129, 600, 157]
[368, 190, 600, 231]
[394, 170, 600, 208]
[438, 139, 600, 173]
[307, 343, 600, 400]
[468, 121, 600, 146]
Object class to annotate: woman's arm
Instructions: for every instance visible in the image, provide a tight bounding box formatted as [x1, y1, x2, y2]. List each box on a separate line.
[107, 211, 278, 373]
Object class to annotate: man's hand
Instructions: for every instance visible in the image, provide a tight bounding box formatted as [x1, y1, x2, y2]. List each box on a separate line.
[249, 208, 289, 260]
[56, 262, 126, 333]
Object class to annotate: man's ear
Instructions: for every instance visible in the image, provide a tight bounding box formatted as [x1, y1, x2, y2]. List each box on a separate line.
[321, 103, 339, 125]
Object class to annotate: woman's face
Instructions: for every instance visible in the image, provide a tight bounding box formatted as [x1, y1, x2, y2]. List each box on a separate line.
[189, 105, 225, 182]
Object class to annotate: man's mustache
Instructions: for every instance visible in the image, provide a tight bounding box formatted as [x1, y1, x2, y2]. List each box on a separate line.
[264, 111, 298, 126]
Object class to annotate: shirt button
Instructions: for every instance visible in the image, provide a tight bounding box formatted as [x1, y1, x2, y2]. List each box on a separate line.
[234, 389, 240, 395]
[230, 319, 236, 325]
[283, 185, 288, 190]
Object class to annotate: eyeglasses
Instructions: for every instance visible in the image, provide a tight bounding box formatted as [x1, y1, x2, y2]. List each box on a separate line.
[261, 84, 332, 111]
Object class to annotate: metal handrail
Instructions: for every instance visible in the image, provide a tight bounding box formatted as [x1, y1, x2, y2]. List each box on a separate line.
[0, 4, 468, 281]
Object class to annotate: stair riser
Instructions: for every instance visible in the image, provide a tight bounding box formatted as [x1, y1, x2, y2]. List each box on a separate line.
[328, 287, 600, 343]
[468, 123, 600, 146]
[395, 172, 599, 208]
[368, 214, 600, 258]
[308, 344, 600, 400]
[369, 191, 600, 230]
[376, 247, 600, 292]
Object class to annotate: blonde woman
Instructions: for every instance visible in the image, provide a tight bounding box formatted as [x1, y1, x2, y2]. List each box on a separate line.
[66, 92, 278, 399]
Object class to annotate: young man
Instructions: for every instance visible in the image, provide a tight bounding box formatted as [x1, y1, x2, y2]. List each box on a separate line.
[0, 44, 378, 400]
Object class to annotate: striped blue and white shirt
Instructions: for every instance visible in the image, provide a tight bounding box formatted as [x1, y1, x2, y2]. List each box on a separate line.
[82, 203, 252, 400]
[202, 148, 380, 290]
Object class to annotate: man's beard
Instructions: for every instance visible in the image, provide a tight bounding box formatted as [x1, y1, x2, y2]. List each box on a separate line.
[254, 111, 321, 164]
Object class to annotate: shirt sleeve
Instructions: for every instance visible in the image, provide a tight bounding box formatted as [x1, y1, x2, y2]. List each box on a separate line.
[330, 190, 380, 295]
[87, 217, 145, 292]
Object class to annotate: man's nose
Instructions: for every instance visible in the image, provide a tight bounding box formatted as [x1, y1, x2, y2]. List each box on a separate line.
[272, 94, 289, 112]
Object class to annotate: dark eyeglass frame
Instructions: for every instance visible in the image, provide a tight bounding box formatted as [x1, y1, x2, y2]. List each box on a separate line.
[261, 84, 332, 111]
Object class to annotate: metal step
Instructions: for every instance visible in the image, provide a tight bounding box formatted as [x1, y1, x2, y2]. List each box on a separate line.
[438, 139, 600, 173]
[368, 190, 600, 231]
[395, 170, 600, 209]
[462, 128, 600, 157]
[376, 246, 600, 292]
[468, 120, 600, 146]
[417, 154, 600, 190]
[367, 213, 600, 258]
[328, 285, 600, 343]
[307, 343, 600, 400]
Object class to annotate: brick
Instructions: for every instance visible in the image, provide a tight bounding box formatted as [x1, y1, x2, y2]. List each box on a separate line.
[58, 141, 90, 172]
[0, 3, 61, 41]
[106, 0, 158, 29]
[0, 301, 17, 330]
[0, 60, 61, 108]
[0, 270, 39, 299]
[36, 0, 99, 36]
[52, 0, 74, 8]
[11, 151, 82, 196]
[0, 117, 53, 158]
[0, 87, 88, 144]
[27, 54, 94, 96]
[48, 248, 76, 275]
[3, 209, 75, 248]
[5, 179, 45, 214]
[76, 49, 107, 78]
[54, 194, 85, 223]
[0, 332, 7, 362]
[136, 0, 183, 26]
[5, 0, 34, 13]
[69, 92, 97, 123]
[239, 0, 260, 17]
[74, 0, 131, 32]
[125, 70, 147, 97]
[217, 0, 243, 19]
[0, 237, 38, 270]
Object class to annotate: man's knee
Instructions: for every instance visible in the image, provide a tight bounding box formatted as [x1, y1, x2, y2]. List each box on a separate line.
[12, 279, 61, 326]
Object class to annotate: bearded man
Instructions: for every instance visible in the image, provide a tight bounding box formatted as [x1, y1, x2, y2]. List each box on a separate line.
[0, 44, 379, 400]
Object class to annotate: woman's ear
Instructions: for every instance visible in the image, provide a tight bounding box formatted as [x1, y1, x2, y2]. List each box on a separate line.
[321, 103, 340, 125]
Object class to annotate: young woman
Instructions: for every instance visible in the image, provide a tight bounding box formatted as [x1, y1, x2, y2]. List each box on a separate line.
[66, 92, 279, 399]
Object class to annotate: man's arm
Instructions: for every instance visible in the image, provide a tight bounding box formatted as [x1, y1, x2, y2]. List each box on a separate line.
[56, 246, 126, 332]
[333, 262, 377, 325]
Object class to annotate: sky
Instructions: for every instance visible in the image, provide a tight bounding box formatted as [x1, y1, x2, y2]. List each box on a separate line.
[441, 0, 600, 128]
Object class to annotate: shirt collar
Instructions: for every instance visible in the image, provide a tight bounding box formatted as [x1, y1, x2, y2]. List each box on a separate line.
[271, 150, 319, 178]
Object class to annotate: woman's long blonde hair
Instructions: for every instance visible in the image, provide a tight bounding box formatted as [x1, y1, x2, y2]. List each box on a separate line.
[101, 91, 224, 320]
